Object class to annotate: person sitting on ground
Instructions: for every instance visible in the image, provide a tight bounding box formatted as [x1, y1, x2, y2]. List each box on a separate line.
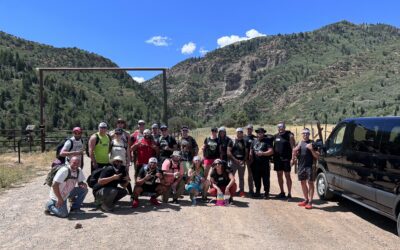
[208, 159, 237, 205]
[161, 151, 185, 204]
[93, 155, 130, 212]
[132, 157, 165, 208]
[185, 156, 210, 205]
[59, 127, 84, 168]
[202, 127, 220, 178]
[45, 156, 88, 218]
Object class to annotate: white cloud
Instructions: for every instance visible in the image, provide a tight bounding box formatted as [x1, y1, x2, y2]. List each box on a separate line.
[217, 29, 266, 48]
[132, 76, 145, 83]
[199, 47, 208, 56]
[181, 42, 196, 55]
[145, 36, 170, 46]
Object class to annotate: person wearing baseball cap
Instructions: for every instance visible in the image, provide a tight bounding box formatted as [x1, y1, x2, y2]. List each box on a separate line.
[202, 127, 220, 178]
[291, 128, 319, 209]
[161, 151, 185, 204]
[227, 128, 247, 197]
[244, 124, 255, 195]
[132, 157, 165, 208]
[130, 129, 159, 179]
[185, 156, 210, 205]
[59, 127, 84, 168]
[273, 122, 295, 200]
[249, 127, 274, 199]
[158, 124, 178, 165]
[88, 122, 111, 172]
[151, 123, 161, 143]
[110, 118, 130, 145]
[130, 119, 146, 168]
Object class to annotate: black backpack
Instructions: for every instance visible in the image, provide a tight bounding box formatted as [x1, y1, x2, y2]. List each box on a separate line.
[87, 168, 104, 188]
[44, 165, 79, 186]
[55, 138, 73, 164]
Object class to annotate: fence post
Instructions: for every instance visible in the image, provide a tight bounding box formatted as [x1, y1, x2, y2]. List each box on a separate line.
[18, 140, 21, 163]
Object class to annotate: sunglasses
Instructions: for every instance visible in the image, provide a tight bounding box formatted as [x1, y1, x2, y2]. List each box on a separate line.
[74, 132, 82, 135]
[182, 129, 188, 132]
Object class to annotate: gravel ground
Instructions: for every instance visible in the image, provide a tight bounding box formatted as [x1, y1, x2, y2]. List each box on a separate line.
[0, 156, 398, 249]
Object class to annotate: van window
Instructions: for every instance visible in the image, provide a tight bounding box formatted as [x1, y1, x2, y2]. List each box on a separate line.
[351, 124, 380, 153]
[327, 124, 346, 155]
[381, 126, 400, 156]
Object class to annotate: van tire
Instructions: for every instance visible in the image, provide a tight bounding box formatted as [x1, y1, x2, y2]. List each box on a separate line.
[316, 172, 334, 200]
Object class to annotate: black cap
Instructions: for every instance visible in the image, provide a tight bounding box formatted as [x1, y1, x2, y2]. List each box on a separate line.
[211, 127, 218, 132]
[160, 124, 168, 129]
[181, 125, 189, 130]
[255, 127, 266, 133]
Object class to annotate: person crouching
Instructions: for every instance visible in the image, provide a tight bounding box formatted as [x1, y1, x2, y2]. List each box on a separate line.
[132, 157, 165, 208]
[208, 159, 237, 205]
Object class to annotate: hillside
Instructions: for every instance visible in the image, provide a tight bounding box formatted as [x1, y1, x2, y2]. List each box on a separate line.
[0, 32, 162, 131]
[145, 21, 400, 126]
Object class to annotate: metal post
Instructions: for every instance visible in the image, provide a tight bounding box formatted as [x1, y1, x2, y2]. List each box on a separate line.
[162, 69, 168, 125]
[13, 130, 16, 152]
[39, 69, 46, 152]
[18, 140, 21, 163]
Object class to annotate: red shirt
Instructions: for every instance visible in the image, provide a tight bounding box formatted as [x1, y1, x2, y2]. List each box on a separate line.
[136, 138, 156, 165]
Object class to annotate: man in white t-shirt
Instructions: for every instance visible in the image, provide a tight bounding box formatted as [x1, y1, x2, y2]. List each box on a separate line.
[45, 156, 88, 218]
[60, 127, 84, 168]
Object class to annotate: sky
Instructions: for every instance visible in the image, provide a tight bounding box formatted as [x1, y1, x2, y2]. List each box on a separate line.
[0, 0, 400, 81]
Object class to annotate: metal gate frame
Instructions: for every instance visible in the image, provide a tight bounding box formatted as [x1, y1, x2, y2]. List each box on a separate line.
[36, 67, 167, 152]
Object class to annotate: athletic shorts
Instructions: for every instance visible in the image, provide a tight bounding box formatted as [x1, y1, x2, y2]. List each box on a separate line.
[297, 166, 314, 181]
[141, 184, 158, 194]
[273, 159, 291, 172]
[185, 183, 202, 193]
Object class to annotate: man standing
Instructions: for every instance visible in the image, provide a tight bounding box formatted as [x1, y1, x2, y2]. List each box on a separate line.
[130, 129, 159, 178]
[89, 122, 111, 172]
[151, 123, 161, 143]
[130, 119, 146, 165]
[273, 122, 295, 199]
[110, 118, 130, 144]
[45, 156, 88, 218]
[244, 124, 255, 195]
[218, 126, 232, 162]
[227, 128, 247, 197]
[249, 128, 274, 199]
[292, 128, 320, 209]
[158, 124, 178, 165]
[178, 125, 199, 176]
[59, 127, 84, 168]
[93, 156, 130, 212]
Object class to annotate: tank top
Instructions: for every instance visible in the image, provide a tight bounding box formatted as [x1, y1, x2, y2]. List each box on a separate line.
[274, 131, 293, 160]
[110, 139, 128, 166]
[298, 140, 314, 168]
[94, 133, 110, 164]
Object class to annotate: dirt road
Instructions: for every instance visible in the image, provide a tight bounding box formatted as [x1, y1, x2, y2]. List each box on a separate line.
[0, 156, 398, 249]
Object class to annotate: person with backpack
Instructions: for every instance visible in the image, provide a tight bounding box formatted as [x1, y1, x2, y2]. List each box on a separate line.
[273, 122, 295, 200]
[132, 157, 166, 208]
[93, 155, 130, 212]
[227, 128, 247, 197]
[44, 156, 88, 218]
[218, 126, 232, 162]
[59, 127, 84, 168]
[202, 127, 220, 178]
[88, 122, 111, 172]
[161, 151, 185, 204]
[109, 118, 131, 144]
[249, 128, 274, 199]
[130, 129, 159, 178]
[177, 125, 199, 180]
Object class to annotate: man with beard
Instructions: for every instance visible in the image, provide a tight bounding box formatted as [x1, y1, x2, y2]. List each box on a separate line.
[162, 151, 185, 204]
[59, 127, 85, 168]
[249, 128, 274, 199]
[178, 125, 199, 177]
[130, 129, 159, 178]
[157, 124, 178, 165]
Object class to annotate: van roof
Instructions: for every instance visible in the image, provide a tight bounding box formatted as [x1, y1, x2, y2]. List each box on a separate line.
[342, 116, 400, 123]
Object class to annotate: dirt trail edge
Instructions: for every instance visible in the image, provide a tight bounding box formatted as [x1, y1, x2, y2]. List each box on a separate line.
[0, 156, 398, 249]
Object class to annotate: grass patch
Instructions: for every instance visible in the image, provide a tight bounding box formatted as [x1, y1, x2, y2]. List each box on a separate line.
[0, 152, 53, 190]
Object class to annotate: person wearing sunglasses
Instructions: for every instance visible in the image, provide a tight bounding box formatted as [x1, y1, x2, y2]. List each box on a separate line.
[59, 127, 85, 168]
[186, 156, 210, 205]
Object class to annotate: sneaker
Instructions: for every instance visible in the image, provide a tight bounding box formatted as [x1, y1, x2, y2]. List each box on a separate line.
[252, 192, 261, 198]
[287, 193, 292, 200]
[201, 196, 208, 202]
[70, 208, 85, 214]
[264, 193, 270, 200]
[132, 199, 139, 208]
[276, 192, 286, 199]
[172, 198, 179, 204]
[249, 190, 254, 196]
[305, 203, 313, 209]
[298, 200, 308, 207]
[239, 191, 246, 198]
[228, 197, 233, 205]
[191, 196, 197, 206]
[100, 204, 114, 213]
[44, 209, 51, 216]
[150, 197, 161, 206]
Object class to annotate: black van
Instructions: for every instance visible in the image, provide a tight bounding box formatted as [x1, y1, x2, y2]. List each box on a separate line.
[316, 117, 400, 236]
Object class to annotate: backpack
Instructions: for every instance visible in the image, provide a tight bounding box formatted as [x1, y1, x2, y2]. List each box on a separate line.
[44, 165, 79, 186]
[85, 133, 112, 157]
[55, 138, 72, 163]
[87, 167, 104, 188]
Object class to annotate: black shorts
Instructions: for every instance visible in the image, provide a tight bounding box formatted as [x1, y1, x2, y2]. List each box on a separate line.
[297, 166, 314, 181]
[273, 159, 291, 172]
[141, 184, 158, 194]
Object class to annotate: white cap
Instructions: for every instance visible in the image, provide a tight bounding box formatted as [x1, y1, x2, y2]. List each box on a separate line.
[193, 156, 201, 162]
[236, 128, 244, 132]
[302, 128, 310, 134]
[218, 126, 226, 132]
[98, 122, 108, 128]
[138, 120, 145, 124]
[148, 157, 158, 164]
[143, 129, 151, 135]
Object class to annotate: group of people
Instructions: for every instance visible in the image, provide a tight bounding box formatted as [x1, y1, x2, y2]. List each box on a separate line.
[44, 119, 320, 218]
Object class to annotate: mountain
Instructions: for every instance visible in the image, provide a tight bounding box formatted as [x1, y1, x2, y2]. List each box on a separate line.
[0, 32, 162, 131]
[145, 21, 400, 126]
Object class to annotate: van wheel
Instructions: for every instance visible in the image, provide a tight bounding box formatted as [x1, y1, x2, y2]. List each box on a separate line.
[316, 172, 334, 200]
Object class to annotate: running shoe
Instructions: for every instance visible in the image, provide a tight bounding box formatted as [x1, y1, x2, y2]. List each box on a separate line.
[276, 192, 286, 199]
[298, 200, 308, 207]
[132, 199, 139, 208]
[150, 197, 161, 206]
[305, 203, 313, 209]
[239, 191, 246, 197]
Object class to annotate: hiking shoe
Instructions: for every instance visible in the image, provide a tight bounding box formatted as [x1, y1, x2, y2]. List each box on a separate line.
[201, 196, 208, 202]
[228, 197, 233, 205]
[305, 203, 313, 209]
[172, 199, 179, 204]
[239, 191, 246, 198]
[100, 204, 113, 213]
[44, 209, 51, 216]
[287, 193, 292, 200]
[252, 192, 261, 198]
[150, 197, 161, 206]
[132, 199, 139, 208]
[298, 200, 308, 207]
[264, 193, 270, 200]
[276, 192, 286, 199]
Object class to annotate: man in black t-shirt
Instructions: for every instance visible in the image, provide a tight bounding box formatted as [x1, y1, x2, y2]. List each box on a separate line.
[249, 128, 274, 199]
[244, 124, 255, 195]
[157, 125, 178, 164]
[292, 128, 320, 209]
[273, 122, 295, 199]
[218, 126, 232, 162]
[202, 127, 220, 177]
[94, 156, 129, 212]
[227, 128, 247, 197]
[132, 157, 165, 208]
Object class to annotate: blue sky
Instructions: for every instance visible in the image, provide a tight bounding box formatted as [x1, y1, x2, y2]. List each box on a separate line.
[0, 0, 399, 81]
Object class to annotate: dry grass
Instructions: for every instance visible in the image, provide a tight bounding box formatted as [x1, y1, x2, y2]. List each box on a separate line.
[0, 152, 53, 190]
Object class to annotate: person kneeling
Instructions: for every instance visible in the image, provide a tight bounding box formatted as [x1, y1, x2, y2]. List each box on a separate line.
[132, 157, 165, 208]
[94, 156, 130, 212]
[162, 151, 185, 204]
[208, 159, 237, 205]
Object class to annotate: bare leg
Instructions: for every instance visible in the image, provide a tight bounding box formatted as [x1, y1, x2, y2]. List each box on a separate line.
[284, 171, 292, 195]
[308, 181, 315, 203]
[300, 180, 309, 201]
[277, 171, 284, 193]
